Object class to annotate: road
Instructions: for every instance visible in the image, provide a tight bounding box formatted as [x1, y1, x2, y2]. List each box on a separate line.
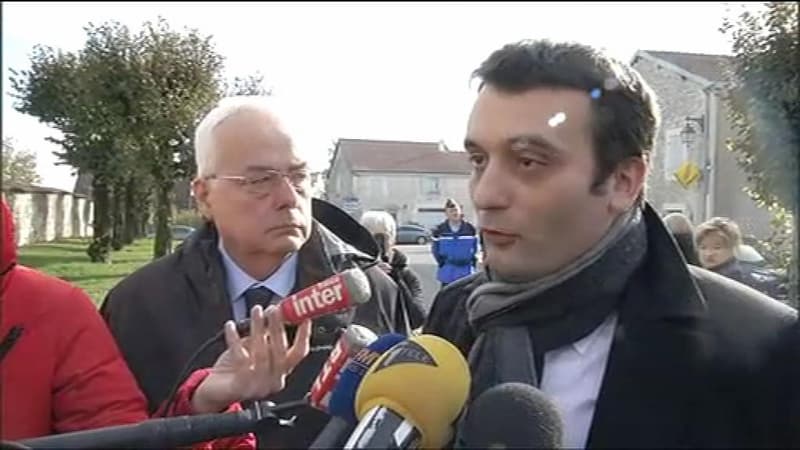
[396, 244, 440, 313]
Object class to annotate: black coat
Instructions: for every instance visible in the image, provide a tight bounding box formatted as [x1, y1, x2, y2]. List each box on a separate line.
[423, 205, 799, 448]
[100, 199, 403, 449]
[386, 248, 427, 329]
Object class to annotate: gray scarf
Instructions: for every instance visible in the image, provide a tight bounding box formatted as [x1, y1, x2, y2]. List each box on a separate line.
[464, 206, 648, 395]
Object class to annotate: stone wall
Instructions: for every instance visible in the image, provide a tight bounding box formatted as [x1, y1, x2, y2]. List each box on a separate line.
[3, 189, 93, 246]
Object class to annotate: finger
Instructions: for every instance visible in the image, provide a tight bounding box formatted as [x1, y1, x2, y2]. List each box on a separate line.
[268, 305, 289, 351]
[266, 305, 288, 391]
[251, 304, 266, 339]
[287, 319, 312, 369]
[224, 320, 248, 361]
[251, 306, 270, 373]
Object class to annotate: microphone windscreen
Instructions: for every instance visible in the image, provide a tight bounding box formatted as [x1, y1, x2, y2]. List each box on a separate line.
[354, 334, 471, 449]
[328, 333, 406, 423]
[341, 268, 372, 306]
[461, 382, 564, 449]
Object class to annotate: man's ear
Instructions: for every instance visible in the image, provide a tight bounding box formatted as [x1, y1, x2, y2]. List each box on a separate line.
[191, 177, 212, 220]
[608, 156, 647, 213]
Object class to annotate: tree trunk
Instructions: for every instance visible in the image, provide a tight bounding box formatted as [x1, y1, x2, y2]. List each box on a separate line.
[111, 183, 125, 251]
[123, 179, 139, 245]
[153, 182, 173, 259]
[791, 200, 799, 309]
[87, 177, 113, 263]
[137, 210, 149, 238]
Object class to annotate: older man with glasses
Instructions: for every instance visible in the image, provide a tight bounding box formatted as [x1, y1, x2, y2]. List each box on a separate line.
[100, 96, 402, 449]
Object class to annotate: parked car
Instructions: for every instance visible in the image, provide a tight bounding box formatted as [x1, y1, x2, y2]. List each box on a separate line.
[171, 225, 196, 241]
[396, 224, 432, 245]
[735, 243, 789, 301]
[147, 225, 196, 241]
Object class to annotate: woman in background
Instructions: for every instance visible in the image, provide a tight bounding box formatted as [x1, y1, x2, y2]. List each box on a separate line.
[360, 211, 427, 331]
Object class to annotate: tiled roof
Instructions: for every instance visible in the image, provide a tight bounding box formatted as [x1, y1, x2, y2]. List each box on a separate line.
[643, 50, 732, 82]
[335, 138, 472, 174]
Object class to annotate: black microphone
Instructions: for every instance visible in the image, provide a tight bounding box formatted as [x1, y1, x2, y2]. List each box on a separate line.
[459, 382, 564, 449]
[16, 399, 306, 449]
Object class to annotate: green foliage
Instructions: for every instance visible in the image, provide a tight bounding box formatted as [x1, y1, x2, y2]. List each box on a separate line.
[226, 72, 272, 96]
[747, 199, 794, 267]
[129, 18, 224, 258]
[2, 137, 41, 185]
[721, 2, 799, 303]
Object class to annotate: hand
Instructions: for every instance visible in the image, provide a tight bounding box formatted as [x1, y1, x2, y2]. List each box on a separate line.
[191, 305, 312, 414]
[377, 261, 392, 274]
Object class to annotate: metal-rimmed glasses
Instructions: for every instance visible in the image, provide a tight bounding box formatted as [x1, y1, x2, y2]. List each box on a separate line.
[205, 168, 310, 196]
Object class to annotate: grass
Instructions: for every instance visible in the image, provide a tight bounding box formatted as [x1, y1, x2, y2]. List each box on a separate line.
[17, 238, 155, 306]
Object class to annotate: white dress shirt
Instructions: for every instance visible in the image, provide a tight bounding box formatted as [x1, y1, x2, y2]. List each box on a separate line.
[217, 238, 299, 322]
[540, 313, 618, 449]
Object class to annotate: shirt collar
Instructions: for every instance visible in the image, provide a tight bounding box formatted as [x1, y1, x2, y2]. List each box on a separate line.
[218, 238, 298, 302]
[571, 313, 617, 356]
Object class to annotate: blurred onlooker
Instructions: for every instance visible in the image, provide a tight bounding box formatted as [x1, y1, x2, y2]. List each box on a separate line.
[360, 211, 427, 331]
[662, 212, 700, 266]
[695, 217, 785, 298]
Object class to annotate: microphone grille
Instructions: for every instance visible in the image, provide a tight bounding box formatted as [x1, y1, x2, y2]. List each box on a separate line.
[462, 382, 564, 449]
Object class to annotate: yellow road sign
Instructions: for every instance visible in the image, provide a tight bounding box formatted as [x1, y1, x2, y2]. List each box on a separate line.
[674, 161, 701, 188]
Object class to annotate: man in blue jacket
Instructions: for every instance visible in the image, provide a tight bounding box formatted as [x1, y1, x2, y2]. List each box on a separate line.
[431, 198, 479, 286]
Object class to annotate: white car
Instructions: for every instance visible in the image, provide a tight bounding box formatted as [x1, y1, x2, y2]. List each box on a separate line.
[735, 244, 766, 265]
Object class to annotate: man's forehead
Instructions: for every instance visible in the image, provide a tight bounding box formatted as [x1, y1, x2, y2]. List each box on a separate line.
[470, 87, 591, 126]
[466, 86, 593, 151]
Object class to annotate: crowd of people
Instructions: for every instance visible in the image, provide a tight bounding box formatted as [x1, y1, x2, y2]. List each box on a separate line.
[1, 38, 797, 450]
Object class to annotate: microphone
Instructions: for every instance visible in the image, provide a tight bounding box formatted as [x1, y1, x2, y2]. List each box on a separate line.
[309, 324, 378, 412]
[234, 268, 372, 334]
[328, 333, 407, 424]
[309, 333, 406, 450]
[459, 382, 564, 449]
[344, 334, 471, 449]
[16, 400, 306, 449]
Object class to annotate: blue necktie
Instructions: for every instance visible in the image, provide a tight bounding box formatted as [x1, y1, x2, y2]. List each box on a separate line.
[243, 286, 276, 318]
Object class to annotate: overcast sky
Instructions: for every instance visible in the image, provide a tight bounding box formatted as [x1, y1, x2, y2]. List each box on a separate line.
[2, 1, 750, 190]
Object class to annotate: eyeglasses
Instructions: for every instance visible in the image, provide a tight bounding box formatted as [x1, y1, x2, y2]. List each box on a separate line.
[206, 168, 310, 196]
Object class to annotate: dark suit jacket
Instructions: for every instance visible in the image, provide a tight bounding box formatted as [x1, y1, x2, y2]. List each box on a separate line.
[424, 205, 799, 448]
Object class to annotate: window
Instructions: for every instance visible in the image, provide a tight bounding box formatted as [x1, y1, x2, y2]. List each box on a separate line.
[663, 128, 688, 181]
[420, 177, 441, 195]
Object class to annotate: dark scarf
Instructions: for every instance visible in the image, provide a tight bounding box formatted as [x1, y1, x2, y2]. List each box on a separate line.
[463, 206, 648, 396]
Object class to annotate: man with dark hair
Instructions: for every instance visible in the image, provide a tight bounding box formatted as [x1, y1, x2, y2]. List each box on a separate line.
[424, 40, 798, 448]
[431, 198, 479, 286]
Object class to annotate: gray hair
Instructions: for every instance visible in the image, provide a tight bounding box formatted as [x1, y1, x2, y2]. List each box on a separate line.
[663, 212, 694, 235]
[360, 210, 397, 245]
[193, 95, 305, 177]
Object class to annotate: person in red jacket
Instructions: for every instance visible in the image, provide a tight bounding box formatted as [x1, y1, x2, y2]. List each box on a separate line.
[0, 196, 311, 448]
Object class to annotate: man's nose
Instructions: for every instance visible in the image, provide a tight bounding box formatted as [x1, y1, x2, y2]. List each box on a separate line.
[470, 160, 512, 211]
[270, 175, 300, 209]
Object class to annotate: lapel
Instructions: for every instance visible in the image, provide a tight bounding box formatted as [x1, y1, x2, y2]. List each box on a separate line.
[586, 204, 714, 448]
[180, 225, 234, 360]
